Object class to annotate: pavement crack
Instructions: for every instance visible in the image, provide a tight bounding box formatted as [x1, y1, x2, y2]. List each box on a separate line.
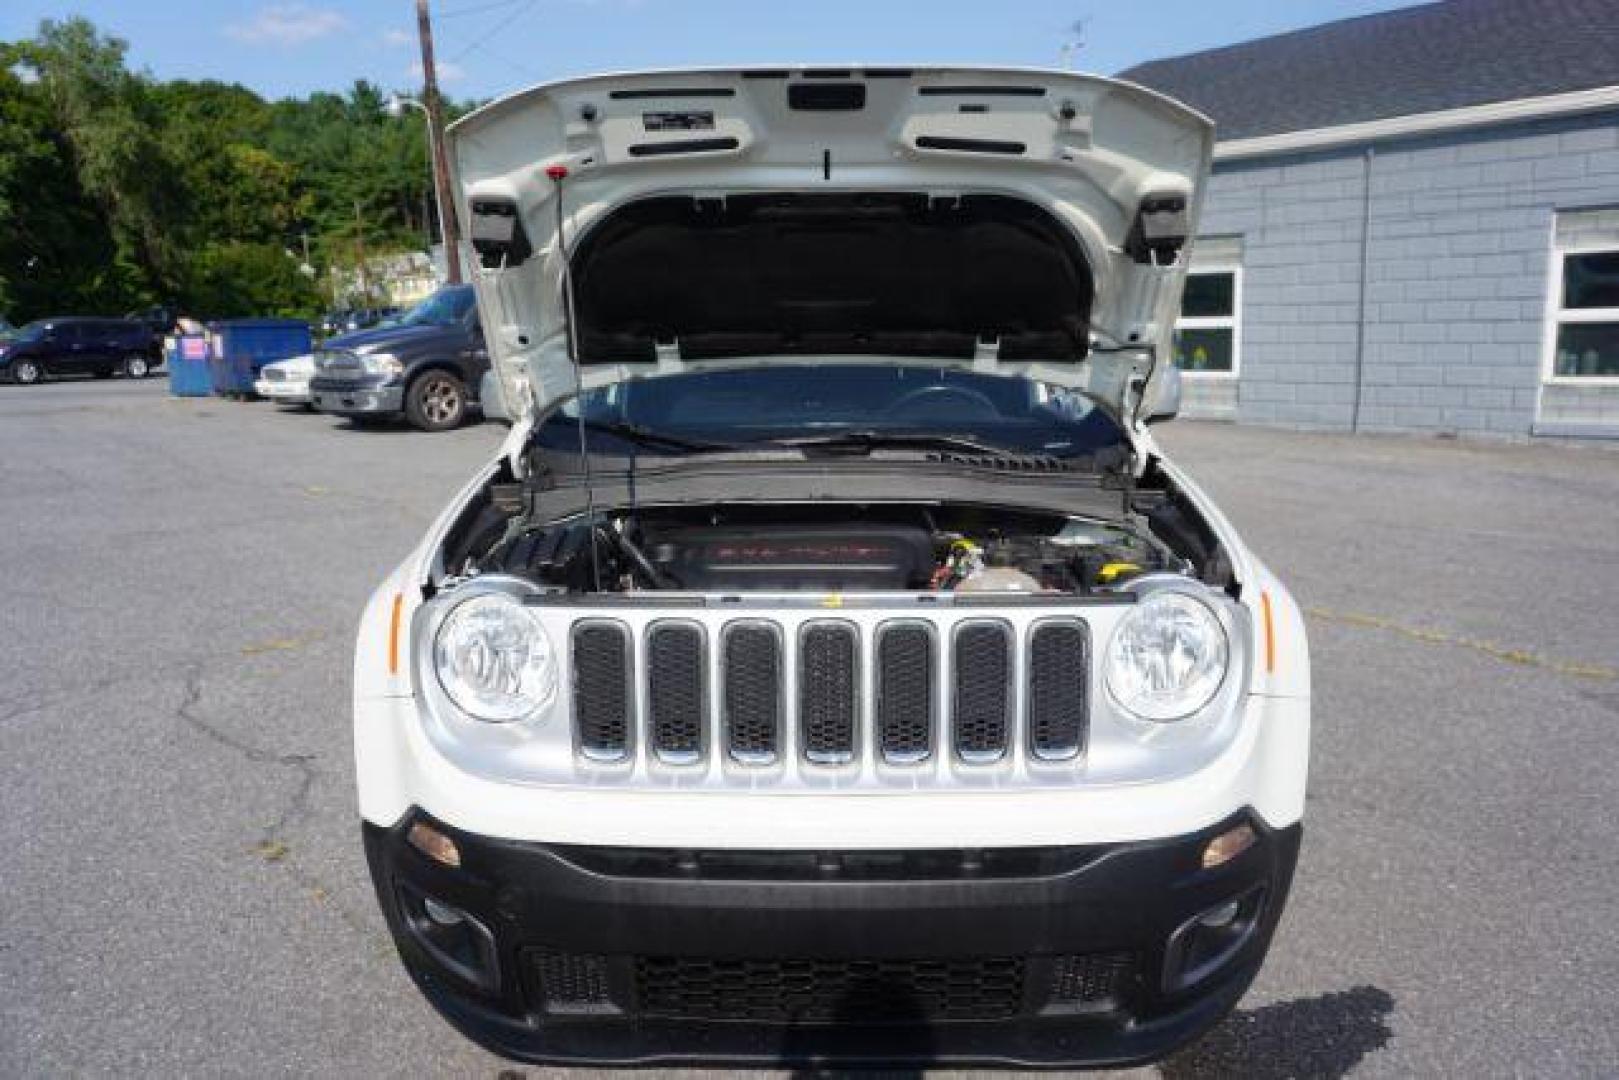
[1305, 606, 1616, 682]
[173, 665, 321, 846]
[170, 668, 383, 940]
[0, 672, 142, 726]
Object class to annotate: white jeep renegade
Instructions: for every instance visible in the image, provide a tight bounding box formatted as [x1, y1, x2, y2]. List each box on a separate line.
[352, 66, 1310, 1069]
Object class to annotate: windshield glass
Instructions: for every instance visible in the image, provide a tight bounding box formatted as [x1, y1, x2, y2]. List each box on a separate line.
[399, 286, 475, 327]
[534, 366, 1123, 460]
[13, 321, 51, 343]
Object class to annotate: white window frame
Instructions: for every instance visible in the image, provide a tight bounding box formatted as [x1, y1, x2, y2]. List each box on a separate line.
[1541, 242, 1619, 387]
[1175, 265, 1243, 379]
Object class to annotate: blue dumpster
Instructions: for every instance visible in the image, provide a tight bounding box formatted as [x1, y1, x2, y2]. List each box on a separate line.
[168, 334, 213, 397]
[207, 318, 313, 397]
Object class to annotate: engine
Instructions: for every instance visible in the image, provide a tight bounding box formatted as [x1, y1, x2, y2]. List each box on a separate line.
[473, 502, 1173, 596]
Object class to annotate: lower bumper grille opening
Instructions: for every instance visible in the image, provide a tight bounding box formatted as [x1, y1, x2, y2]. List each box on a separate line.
[1048, 951, 1135, 1006]
[530, 950, 615, 1014]
[634, 955, 1025, 1024]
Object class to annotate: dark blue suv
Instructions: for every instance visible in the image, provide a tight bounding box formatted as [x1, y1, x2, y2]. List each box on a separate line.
[0, 317, 162, 384]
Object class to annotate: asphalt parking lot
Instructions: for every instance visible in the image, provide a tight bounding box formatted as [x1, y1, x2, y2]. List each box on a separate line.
[3, 378, 1617, 1077]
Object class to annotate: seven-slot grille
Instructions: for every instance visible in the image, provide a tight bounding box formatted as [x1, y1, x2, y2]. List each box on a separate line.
[568, 616, 1092, 767]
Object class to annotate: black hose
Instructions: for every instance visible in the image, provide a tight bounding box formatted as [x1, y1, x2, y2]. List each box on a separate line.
[597, 524, 678, 589]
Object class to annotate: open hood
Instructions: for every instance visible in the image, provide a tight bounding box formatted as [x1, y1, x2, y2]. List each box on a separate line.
[447, 66, 1212, 427]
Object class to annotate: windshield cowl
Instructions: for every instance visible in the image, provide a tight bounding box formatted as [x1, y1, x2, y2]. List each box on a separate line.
[529, 365, 1130, 469]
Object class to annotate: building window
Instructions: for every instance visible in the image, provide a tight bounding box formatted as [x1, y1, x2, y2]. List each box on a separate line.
[1175, 268, 1241, 376]
[1547, 249, 1619, 380]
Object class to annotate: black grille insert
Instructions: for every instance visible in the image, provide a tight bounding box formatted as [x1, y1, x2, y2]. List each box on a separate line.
[1028, 621, 1089, 758]
[799, 622, 857, 763]
[635, 955, 1024, 1023]
[647, 622, 704, 761]
[953, 621, 1011, 761]
[572, 621, 631, 759]
[1048, 951, 1134, 1005]
[723, 622, 781, 762]
[877, 622, 934, 762]
[529, 950, 614, 1013]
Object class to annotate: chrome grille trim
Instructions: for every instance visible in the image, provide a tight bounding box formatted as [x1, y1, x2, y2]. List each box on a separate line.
[422, 586, 1252, 794]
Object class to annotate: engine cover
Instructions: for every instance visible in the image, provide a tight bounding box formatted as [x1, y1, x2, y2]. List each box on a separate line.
[648, 526, 934, 591]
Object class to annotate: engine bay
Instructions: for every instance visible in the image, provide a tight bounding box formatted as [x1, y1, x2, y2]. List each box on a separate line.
[453, 500, 1187, 597]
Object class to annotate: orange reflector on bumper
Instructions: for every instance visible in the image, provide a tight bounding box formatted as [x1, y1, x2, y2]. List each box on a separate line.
[1202, 823, 1258, 869]
[1260, 591, 1276, 674]
[407, 821, 461, 868]
[387, 593, 403, 675]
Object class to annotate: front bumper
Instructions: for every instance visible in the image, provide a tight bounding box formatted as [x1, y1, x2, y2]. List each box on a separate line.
[254, 378, 311, 403]
[363, 810, 1300, 1069]
[310, 376, 402, 415]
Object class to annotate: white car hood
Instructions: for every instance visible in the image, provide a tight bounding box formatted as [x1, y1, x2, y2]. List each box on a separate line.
[446, 66, 1213, 426]
[264, 353, 316, 376]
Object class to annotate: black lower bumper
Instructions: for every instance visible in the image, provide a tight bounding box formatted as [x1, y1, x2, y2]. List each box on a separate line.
[363, 811, 1300, 1069]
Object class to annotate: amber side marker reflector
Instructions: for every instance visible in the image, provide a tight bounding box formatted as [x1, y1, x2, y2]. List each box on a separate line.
[387, 593, 404, 675]
[1202, 823, 1258, 870]
[407, 821, 461, 868]
[1260, 591, 1276, 674]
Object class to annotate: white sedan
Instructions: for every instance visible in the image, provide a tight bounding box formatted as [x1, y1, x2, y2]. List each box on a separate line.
[254, 353, 315, 405]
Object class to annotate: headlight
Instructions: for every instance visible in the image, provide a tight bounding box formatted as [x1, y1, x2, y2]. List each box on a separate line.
[361, 351, 402, 377]
[432, 591, 557, 722]
[1104, 590, 1229, 721]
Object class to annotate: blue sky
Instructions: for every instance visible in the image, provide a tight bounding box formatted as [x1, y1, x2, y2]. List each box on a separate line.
[4, 0, 1422, 102]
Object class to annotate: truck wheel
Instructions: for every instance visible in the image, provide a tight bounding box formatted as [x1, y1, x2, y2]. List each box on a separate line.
[406, 371, 466, 432]
[11, 359, 42, 385]
[123, 355, 151, 378]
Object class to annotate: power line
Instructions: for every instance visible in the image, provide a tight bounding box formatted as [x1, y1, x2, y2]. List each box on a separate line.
[436, 0, 526, 19]
[448, 0, 542, 62]
[463, 40, 547, 85]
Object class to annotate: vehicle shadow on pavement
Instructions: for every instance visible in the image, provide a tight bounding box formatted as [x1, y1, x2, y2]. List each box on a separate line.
[1157, 985, 1395, 1079]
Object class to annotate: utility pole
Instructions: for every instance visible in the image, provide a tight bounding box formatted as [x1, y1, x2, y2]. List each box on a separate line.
[416, 0, 462, 283]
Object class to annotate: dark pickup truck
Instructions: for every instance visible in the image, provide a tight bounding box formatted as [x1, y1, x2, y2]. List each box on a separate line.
[309, 285, 486, 431]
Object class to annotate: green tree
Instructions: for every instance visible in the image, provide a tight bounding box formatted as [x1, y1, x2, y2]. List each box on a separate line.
[17, 18, 181, 300]
[0, 16, 476, 322]
[185, 242, 321, 319]
[0, 44, 129, 319]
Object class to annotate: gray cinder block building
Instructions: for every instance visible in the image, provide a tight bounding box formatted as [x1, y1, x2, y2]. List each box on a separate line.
[1120, 0, 1619, 438]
